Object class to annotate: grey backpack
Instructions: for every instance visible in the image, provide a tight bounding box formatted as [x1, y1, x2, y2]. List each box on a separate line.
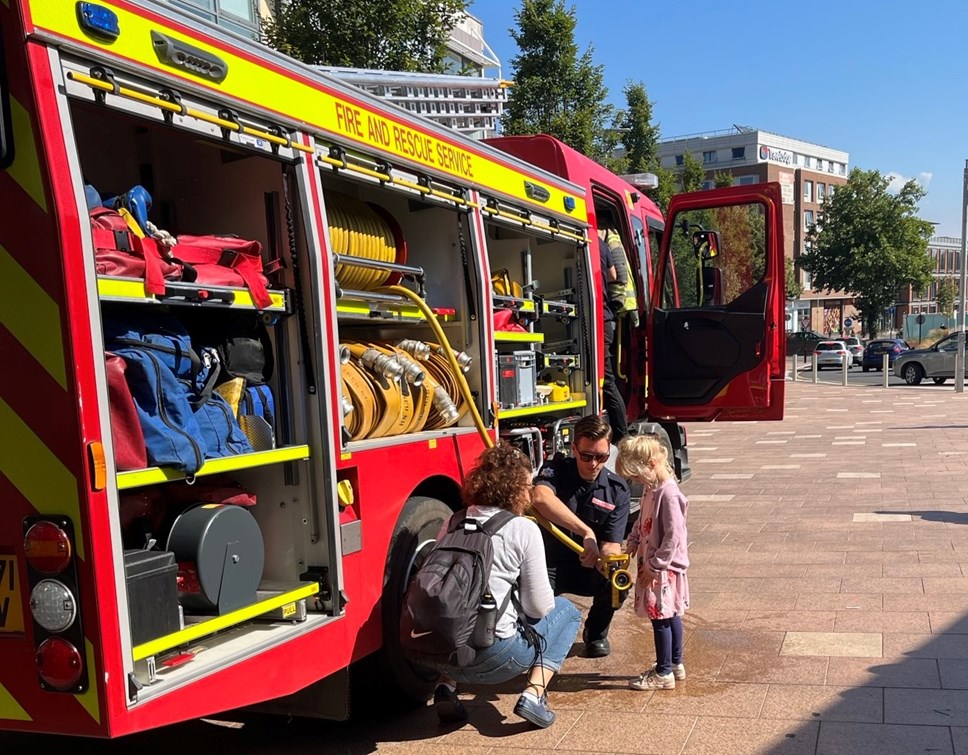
[400, 509, 514, 667]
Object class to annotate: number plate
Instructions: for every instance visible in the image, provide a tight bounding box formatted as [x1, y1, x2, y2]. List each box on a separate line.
[0, 551, 25, 634]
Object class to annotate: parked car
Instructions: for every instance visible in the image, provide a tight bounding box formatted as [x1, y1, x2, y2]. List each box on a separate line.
[893, 333, 961, 385]
[843, 336, 864, 366]
[787, 330, 824, 356]
[813, 340, 852, 369]
[862, 338, 909, 372]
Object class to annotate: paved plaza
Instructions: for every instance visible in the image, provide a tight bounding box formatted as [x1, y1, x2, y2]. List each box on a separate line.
[5, 379, 968, 754]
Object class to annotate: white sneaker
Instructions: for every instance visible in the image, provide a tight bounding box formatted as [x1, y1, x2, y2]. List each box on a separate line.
[653, 662, 686, 680]
[629, 669, 675, 690]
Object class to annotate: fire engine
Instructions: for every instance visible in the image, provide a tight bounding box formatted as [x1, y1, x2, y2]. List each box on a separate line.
[0, 0, 785, 737]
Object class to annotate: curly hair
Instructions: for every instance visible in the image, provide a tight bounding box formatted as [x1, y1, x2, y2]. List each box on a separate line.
[462, 443, 532, 515]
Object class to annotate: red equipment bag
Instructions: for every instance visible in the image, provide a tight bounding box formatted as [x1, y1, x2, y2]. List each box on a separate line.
[105, 353, 148, 471]
[90, 207, 182, 295]
[172, 235, 271, 309]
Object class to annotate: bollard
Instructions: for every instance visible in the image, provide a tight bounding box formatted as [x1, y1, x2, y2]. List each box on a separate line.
[792, 354, 798, 382]
[842, 353, 849, 386]
[883, 353, 889, 388]
[812, 354, 818, 383]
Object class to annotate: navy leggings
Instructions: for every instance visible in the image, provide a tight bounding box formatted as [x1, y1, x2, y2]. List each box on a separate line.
[650, 615, 683, 675]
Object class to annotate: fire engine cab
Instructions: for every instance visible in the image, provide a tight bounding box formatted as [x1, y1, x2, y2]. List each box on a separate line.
[0, 0, 784, 737]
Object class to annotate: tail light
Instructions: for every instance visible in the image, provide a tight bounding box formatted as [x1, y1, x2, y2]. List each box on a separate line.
[23, 517, 87, 693]
[36, 637, 84, 691]
[893, 346, 901, 353]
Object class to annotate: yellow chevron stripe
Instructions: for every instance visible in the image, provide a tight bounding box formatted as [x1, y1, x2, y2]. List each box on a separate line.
[6, 97, 46, 212]
[0, 398, 82, 560]
[77, 639, 100, 723]
[0, 682, 31, 722]
[0, 244, 67, 390]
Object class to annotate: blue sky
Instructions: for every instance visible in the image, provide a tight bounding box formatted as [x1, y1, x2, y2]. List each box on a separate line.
[470, 0, 968, 238]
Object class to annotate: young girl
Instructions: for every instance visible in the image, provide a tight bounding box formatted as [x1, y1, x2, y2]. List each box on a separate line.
[616, 435, 690, 690]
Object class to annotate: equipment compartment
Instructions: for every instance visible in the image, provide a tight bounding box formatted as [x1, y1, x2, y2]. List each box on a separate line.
[66, 85, 342, 701]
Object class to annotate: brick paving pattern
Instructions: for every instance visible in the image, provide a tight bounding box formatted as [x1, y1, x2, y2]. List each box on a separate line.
[4, 379, 968, 754]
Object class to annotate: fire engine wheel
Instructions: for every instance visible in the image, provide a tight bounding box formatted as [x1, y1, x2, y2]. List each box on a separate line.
[380, 495, 453, 703]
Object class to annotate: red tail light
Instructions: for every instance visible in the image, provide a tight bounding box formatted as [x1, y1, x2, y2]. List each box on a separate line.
[36, 637, 83, 691]
[893, 346, 901, 353]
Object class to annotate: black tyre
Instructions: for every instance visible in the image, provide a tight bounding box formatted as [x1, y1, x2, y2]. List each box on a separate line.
[380, 495, 453, 703]
[903, 363, 924, 385]
[933, 377, 947, 385]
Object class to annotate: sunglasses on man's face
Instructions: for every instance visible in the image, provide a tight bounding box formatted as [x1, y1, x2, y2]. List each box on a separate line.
[576, 450, 610, 464]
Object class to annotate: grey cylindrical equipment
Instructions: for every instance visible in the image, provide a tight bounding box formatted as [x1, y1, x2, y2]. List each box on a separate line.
[167, 504, 264, 615]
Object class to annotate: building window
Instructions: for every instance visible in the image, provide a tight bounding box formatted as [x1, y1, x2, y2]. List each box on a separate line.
[701, 180, 714, 190]
[737, 175, 757, 185]
[803, 156, 812, 169]
[732, 146, 745, 159]
[675, 154, 684, 166]
[703, 150, 717, 164]
[804, 210, 815, 230]
[803, 181, 813, 202]
[817, 183, 825, 202]
[172, 0, 258, 37]
[828, 184, 835, 198]
[802, 269, 812, 290]
[829, 161, 836, 173]
[816, 159, 824, 172]
[839, 164, 847, 175]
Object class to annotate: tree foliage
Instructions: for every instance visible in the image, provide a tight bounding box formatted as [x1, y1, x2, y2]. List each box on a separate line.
[800, 168, 934, 337]
[936, 276, 958, 319]
[502, 0, 614, 164]
[785, 257, 803, 300]
[678, 152, 706, 194]
[262, 0, 467, 71]
[616, 81, 659, 173]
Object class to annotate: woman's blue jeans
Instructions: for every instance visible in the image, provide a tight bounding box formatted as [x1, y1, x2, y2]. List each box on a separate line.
[443, 596, 580, 685]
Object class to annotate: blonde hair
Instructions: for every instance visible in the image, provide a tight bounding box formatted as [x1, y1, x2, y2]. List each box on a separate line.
[615, 434, 675, 481]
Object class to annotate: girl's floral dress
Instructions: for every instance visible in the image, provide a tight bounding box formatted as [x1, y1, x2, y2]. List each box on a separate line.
[627, 488, 690, 620]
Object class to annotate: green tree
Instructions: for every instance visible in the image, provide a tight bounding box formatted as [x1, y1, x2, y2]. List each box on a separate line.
[785, 257, 803, 300]
[713, 171, 733, 189]
[800, 168, 934, 337]
[616, 81, 659, 173]
[502, 0, 614, 163]
[262, 0, 467, 70]
[678, 152, 705, 193]
[936, 276, 958, 319]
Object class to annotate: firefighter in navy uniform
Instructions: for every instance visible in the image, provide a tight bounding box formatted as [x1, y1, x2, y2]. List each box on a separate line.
[531, 415, 630, 658]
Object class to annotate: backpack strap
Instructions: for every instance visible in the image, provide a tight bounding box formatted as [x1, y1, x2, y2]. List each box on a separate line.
[480, 509, 515, 536]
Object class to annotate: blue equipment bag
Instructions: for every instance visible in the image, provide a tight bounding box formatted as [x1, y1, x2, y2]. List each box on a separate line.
[106, 315, 253, 469]
[112, 347, 206, 473]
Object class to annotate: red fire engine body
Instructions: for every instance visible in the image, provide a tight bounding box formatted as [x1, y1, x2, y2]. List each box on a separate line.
[0, 0, 785, 737]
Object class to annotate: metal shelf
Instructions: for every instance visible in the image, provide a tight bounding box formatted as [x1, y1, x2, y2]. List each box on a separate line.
[117, 445, 311, 489]
[497, 396, 587, 419]
[98, 276, 288, 312]
[131, 581, 320, 661]
[494, 331, 544, 343]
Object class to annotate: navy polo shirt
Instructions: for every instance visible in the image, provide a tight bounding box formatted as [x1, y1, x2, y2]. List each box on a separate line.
[534, 455, 630, 561]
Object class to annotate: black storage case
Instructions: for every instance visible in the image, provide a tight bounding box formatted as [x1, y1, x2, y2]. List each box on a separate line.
[124, 550, 181, 646]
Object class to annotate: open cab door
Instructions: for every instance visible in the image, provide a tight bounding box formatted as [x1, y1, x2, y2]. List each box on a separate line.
[647, 183, 785, 422]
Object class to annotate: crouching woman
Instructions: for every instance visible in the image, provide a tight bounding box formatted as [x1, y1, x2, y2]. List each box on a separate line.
[431, 444, 581, 728]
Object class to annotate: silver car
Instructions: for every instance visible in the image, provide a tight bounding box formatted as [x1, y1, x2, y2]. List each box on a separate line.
[813, 340, 852, 370]
[893, 333, 961, 385]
